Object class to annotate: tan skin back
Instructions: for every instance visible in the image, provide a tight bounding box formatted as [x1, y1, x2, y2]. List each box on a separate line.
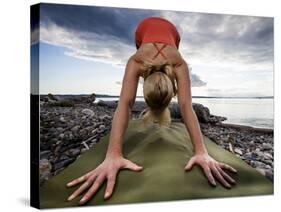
[132, 42, 185, 74]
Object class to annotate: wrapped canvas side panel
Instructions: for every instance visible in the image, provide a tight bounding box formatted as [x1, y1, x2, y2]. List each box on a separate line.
[30, 3, 40, 209]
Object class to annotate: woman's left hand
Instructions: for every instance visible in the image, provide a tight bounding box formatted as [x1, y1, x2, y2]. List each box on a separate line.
[184, 153, 237, 188]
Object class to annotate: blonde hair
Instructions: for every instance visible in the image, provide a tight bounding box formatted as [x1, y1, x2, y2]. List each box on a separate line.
[139, 60, 177, 128]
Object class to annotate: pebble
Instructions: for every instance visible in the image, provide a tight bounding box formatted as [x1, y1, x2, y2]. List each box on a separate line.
[65, 148, 81, 157]
[40, 150, 52, 159]
[39, 159, 52, 185]
[262, 143, 272, 150]
[53, 158, 76, 171]
[82, 108, 95, 117]
[234, 148, 243, 155]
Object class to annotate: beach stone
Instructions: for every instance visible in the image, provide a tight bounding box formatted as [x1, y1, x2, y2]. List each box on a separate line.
[265, 165, 271, 169]
[58, 133, 64, 139]
[264, 152, 273, 160]
[100, 114, 112, 120]
[255, 148, 261, 152]
[192, 103, 211, 123]
[82, 108, 95, 117]
[56, 127, 64, 132]
[262, 143, 272, 150]
[40, 159, 52, 174]
[252, 161, 267, 169]
[71, 125, 80, 132]
[234, 148, 243, 155]
[40, 150, 52, 159]
[59, 154, 70, 161]
[249, 140, 255, 147]
[91, 138, 98, 144]
[39, 159, 52, 185]
[91, 128, 98, 134]
[53, 158, 76, 171]
[254, 150, 264, 157]
[59, 116, 66, 123]
[65, 148, 81, 157]
[99, 124, 105, 130]
[81, 148, 89, 154]
[97, 100, 118, 108]
[244, 152, 253, 159]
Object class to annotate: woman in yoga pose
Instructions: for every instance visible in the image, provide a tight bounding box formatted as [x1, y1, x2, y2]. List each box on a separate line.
[66, 17, 238, 205]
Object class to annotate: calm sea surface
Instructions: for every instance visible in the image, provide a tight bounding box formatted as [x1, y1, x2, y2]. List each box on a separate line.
[97, 97, 274, 129]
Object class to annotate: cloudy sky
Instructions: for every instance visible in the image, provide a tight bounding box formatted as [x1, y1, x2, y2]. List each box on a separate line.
[31, 3, 274, 97]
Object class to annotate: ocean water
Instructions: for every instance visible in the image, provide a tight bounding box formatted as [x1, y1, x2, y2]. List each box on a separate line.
[96, 97, 274, 129]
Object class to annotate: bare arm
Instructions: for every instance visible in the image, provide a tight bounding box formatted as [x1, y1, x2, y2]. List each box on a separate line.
[174, 60, 237, 188]
[65, 56, 143, 204]
[174, 60, 207, 154]
[106, 56, 140, 158]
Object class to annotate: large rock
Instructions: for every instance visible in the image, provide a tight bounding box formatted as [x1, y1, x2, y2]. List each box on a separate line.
[47, 93, 59, 101]
[192, 103, 227, 123]
[131, 101, 226, 124]
[97, 100, 118, 108]
[40, 93, 96, 105]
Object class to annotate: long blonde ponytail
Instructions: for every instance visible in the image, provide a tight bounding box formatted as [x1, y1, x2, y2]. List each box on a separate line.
[139, 60, 177, 128]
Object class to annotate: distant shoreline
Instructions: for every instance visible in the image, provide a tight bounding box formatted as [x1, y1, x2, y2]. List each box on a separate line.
[36, 94, 274, 130]
[39, 94, 274, 99]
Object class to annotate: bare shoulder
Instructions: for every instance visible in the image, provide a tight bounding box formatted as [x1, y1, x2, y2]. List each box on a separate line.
[123, 55, 143, 78]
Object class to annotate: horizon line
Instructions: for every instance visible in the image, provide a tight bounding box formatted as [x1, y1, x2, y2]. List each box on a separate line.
[38, 93, 274, 99]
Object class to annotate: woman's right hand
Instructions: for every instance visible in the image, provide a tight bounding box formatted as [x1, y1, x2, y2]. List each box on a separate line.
[66, 155, 143, 205]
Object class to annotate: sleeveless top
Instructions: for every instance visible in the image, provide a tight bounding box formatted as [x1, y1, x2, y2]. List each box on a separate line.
[135, 17, 181, 60]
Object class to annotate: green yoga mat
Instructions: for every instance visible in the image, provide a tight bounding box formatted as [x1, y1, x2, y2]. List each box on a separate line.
[39, 119, 273, 208]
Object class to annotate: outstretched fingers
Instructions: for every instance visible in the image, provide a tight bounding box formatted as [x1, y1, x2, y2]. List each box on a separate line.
[202, 165, 216, 186]
[66, 171, 92, 187]
[184, 157, 195, 171]
[104, 174, 117, 199]
[219, 162, 238, 174]
[79, 175, 106, 205]
[210, 164, 231, 189]
[67, 180, 91, 201]
[122, 159, 143, 171]
[216, 164, 236, 185]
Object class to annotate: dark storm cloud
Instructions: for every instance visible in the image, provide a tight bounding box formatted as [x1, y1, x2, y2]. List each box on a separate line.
[40, 3, 159, 45]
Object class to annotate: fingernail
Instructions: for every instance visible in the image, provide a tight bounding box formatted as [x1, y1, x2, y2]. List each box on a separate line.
[80, 198, 86, 204]
[67, 195, 75, 201]
[67, 183, 72, 187]
[104, 192, 110, 199]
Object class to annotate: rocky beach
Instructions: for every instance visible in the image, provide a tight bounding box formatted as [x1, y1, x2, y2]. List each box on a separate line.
[39, 94, 274, 186]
